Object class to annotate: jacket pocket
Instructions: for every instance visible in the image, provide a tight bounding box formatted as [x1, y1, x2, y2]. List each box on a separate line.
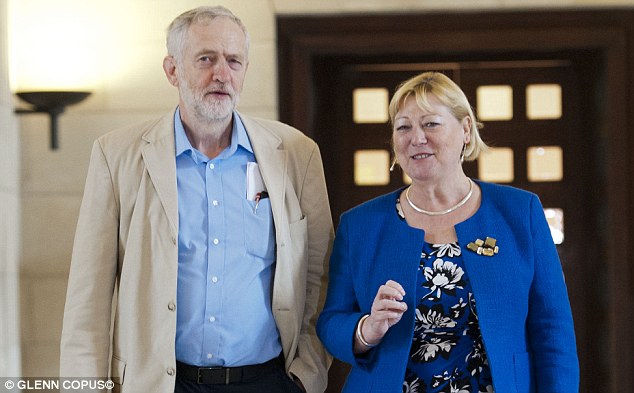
[513, 352, 535, 393]
[288, 217, 307, 260]
[111, 355, 126, 387]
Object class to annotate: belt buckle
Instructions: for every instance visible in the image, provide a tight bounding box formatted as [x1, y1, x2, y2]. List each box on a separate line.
[197, 367, 230, 384]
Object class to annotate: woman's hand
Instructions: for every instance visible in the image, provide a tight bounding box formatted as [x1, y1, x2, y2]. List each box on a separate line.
[354, 280, 407, 353]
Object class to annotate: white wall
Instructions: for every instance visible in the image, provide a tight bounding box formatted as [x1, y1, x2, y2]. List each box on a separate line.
[4, 0, 633, 379]
[10, 0, 279, 377]
[0, 0, 21, 378]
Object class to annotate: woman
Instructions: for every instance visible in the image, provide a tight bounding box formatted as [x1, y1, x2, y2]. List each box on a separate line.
[316, 72, 579, 393]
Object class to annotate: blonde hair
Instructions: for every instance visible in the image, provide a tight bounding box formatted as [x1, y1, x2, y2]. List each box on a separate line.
[388, 71, 488, 161]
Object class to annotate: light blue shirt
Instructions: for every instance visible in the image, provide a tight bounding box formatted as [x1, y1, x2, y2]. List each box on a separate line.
[174, 109, 281, 367]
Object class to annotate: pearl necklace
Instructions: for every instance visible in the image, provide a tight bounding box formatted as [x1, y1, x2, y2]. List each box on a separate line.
[405, 179, 474, 216]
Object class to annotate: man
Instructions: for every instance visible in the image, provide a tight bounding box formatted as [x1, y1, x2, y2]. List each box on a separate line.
[60, 6, 333, 393]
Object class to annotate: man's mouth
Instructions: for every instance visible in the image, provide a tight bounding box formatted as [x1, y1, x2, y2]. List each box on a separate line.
[207, 91, 229, 97]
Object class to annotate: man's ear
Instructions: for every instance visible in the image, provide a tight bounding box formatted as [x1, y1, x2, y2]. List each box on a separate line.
[163, 56, 179, 87]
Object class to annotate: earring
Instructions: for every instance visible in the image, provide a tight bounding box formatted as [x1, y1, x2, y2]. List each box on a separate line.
[390, 157, 397, 172]
[460, 144, 467, 163]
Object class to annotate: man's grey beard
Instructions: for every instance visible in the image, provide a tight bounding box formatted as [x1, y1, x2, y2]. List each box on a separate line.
[180, 81, 239, 123]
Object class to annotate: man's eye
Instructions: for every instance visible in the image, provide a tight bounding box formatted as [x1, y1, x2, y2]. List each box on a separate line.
[228, 59, 244, 68]
[198, 56, 217, 64]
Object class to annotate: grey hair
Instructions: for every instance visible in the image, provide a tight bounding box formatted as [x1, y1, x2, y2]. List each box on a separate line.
[166, 6, 250, 62]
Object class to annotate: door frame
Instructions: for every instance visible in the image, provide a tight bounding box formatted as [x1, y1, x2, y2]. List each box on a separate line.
[278, 9, 634, 392]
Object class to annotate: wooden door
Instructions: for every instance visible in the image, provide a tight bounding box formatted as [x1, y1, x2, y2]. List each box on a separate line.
[278, 10, 634, 393]
[315, 56, 603, 392]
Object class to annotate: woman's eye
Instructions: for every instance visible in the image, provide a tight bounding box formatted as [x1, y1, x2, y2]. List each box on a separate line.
[423, 122, 440, 128]
[395, 125, 410, 132]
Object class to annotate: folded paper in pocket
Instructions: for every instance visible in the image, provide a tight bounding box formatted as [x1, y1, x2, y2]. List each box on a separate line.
[246, 162, 267, 201]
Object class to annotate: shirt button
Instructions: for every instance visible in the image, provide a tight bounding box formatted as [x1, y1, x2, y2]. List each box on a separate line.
[209, 163, 215, 170]
[213, 238, 219, 245]
[209, 316, 216, 322]
[167, 368, 175, 376]
[212, 200, 219, 206]
[211, 276, 218, 283]
[168, 302, 176, 311]
[207, 353, 213, 359]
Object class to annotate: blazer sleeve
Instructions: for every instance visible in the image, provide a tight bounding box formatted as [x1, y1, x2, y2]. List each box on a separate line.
[60, 139, 119, 380]
[317, 215, 375, 369]
[527, 194, 580, 391]
[288, 143, 335, 393]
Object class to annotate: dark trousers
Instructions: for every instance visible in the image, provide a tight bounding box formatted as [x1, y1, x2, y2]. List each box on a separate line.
[174, 366, 303, 393]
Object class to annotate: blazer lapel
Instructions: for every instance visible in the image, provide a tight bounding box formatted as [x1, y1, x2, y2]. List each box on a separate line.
[140, 112, 179, 237]
[240, 114, 288, 222]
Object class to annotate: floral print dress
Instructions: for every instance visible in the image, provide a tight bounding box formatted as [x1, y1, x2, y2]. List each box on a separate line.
[397, 201, 494, 393]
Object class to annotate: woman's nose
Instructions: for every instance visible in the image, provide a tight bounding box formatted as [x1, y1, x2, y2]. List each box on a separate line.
[412, 127, 427, 145]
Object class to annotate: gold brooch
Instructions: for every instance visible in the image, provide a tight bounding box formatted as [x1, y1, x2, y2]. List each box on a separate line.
[466, 237, 499, 256]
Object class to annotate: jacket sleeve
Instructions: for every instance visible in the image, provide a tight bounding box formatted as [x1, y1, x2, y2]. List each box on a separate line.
[527, 194, 580, 392]
[288, 143, 335, 393]
[60, 139, 119, 381]
[316, 215, 376, 369]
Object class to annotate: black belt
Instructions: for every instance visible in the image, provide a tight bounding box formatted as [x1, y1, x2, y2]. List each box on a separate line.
[176, 357, 282, 385]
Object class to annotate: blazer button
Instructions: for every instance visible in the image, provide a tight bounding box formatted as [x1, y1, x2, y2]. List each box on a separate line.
[167, 367, 175, 376]
[168, 302, 176, 311]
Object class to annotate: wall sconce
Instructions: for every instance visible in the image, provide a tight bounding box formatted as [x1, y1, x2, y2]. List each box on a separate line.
[15, 91, 91, 150]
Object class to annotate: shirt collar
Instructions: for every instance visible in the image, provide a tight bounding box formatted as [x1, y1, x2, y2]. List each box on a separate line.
[174, 108, 253, 161]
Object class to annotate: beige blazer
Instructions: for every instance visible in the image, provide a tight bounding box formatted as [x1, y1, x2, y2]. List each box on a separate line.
[60, 110, 334, 393]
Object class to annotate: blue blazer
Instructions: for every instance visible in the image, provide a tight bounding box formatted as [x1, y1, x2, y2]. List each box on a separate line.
[317, 181, 579, 393]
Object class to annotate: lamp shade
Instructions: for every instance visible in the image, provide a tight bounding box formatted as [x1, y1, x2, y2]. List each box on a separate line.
[15, 91, 91, 150]
[16, 91, 91, 112]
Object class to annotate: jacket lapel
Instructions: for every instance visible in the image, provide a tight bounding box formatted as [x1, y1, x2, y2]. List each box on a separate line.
[137, 111, 288, 241]
[140, 112, 179, 237]
[239, 114, 288, 222]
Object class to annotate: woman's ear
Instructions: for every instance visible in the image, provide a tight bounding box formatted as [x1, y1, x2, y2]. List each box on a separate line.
[462, 116, 472, 144]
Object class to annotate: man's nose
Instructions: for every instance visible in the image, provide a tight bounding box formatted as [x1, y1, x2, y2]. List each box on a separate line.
[212, 61, 231, 83]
